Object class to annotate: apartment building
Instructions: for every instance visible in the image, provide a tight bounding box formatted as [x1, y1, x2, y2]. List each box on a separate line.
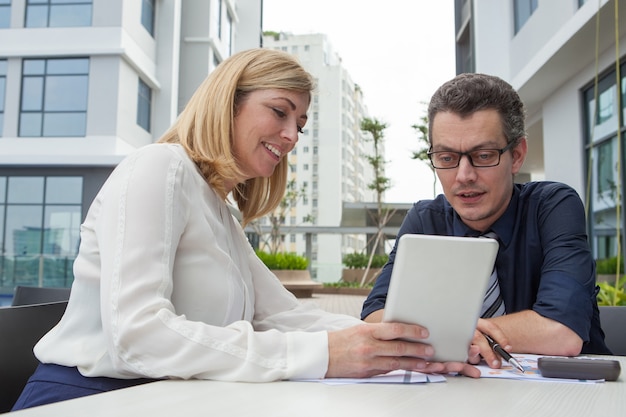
[0, 0, 262, 294]
[455, 0, 626, 258]
[262, 33, 378, 281]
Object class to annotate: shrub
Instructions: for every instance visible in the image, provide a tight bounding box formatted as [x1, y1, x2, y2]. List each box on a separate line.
[597, 275, 626, 306]
[342, 252, 389, 269]
[255, 250, 308, 270]
[596, 257, 625, 275]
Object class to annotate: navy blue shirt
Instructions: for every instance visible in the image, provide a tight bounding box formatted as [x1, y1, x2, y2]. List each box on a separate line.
[362, 181, 610, 354]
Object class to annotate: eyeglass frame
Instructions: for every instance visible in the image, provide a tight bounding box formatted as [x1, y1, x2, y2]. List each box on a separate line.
[426, 140, 518, 169]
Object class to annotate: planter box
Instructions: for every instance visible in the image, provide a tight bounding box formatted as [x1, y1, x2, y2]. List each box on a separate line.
[597, 274, 626, 288]
[314, 286, 372, 296]
[341, 268, 382, 284]
[272, 270, 322, 298]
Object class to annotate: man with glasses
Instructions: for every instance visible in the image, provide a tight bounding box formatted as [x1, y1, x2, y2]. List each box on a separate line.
[361, 73, 610, 370]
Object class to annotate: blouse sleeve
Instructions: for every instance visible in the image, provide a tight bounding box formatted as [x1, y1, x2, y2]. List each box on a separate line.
[92, 145, 359, 382]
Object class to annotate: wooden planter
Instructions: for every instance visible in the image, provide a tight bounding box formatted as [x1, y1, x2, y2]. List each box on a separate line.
[272, 270, 322, 298]
[597, 274, 626, 288]
[341, 268, 382, 284]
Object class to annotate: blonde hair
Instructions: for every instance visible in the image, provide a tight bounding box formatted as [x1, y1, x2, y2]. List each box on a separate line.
[159, 49, 314, 225]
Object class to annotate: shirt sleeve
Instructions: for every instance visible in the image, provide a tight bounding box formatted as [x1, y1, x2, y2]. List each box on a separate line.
[532, 184, 597, 342]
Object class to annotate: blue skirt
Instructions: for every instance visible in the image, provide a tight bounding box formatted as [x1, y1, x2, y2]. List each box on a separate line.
[12, 363, 158, 411]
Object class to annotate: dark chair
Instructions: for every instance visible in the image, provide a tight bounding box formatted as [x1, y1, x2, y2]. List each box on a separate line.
[0, 301, 68, 412]
[11, 285, 71, 306]
[599, 306, 626, 356]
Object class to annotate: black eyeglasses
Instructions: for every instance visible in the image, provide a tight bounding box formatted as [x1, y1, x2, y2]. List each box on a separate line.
[427, 141, 517, 169]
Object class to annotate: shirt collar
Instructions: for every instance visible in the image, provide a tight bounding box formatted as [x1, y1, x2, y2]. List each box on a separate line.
[451, 185, 519, 246]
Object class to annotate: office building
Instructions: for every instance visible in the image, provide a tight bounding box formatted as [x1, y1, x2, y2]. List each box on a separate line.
[0, 0, 262, 293]
[262, 33, 378, 281]
[455, 0, 626, 258]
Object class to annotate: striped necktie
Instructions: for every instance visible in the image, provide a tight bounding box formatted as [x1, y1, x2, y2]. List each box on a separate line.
[479, 231, 506, 318]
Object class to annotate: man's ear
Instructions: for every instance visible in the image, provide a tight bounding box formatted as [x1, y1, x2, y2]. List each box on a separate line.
[511, 137, 527, 175]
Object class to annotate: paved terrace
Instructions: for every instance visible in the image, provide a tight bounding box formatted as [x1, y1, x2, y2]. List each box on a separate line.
[299, 293, 367, 318]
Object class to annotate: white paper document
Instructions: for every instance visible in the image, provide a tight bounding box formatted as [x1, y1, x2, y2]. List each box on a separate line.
[476, 354, 606, 384]
[295, 369, 447, 385]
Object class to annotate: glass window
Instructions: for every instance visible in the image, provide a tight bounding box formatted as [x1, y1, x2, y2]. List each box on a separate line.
[137, 78, 151, 132]
[222, 7, 232, 54]
[0, 60, 6, 136]
[19, 57, 89, 137]
[597, 139, 615, 194]
[0, 176, 82, 288]
[514, 0, 538, 34]
[210, 0, 220, 39]
[584, 67, 625, 260]
[141, 0, 155, 36]
[8, 177, 44, 203]
[25, 0, 92, 27]
[217, 0, 223, 40]
[584, 70, 618, 142]
[0, 0, 10, 28]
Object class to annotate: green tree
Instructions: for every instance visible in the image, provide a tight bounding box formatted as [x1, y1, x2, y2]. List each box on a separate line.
[359, 117, 396, 286]
[250, 179, 313, 255]
[411, 103, 437, 198]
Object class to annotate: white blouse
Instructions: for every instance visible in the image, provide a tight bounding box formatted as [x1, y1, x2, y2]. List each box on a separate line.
[35, 143, 360, 381]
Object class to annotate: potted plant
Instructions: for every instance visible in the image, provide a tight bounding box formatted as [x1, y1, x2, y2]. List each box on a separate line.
[255, 250, 321, 298]
[597, 275, 626, 306]
[341, 252, 388, 285]
[596, 257, 624, 284]
[595, 256, 626, 306]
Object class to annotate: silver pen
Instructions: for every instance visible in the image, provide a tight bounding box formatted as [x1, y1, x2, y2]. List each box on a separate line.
[484, 334, 525, 373]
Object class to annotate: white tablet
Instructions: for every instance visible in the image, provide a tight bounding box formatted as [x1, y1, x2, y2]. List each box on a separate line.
[382, 234, 498, 362]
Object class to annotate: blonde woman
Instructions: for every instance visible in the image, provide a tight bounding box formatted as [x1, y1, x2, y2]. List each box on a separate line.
[13, 49, 476, 411]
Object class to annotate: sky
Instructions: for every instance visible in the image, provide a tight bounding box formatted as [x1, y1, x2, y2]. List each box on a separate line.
[262, 0, 456, 203]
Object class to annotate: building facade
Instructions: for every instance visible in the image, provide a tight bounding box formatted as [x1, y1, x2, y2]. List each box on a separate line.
[455, 0, 626, 259]
[0, 0, 262, 294]
[261, 33, 378, 281]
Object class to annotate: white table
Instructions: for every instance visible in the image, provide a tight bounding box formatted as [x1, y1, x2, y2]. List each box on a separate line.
[9, 357, 626, 417]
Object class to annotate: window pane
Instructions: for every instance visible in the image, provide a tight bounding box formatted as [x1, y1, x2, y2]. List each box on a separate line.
[597, 141, 614, 194]
[47, 58, 89, 75]
[43, 112, 86, 136]
[51, 0, 93, 4]
[46, 177, 82, 204]
[0, 77, 6, 112]
[137, 78, 151, 132]
[0, 176, 5, 203]
[0, 205, 4, 249]
[25, 5, 49, 27]
[141, 0, 155, 35]
[21, 77, 44, 111]
[0, 4, 10, 28]
[44, 205, 81, 254]
[6, 205, 43, 256]
[23, 59, 46, 75]
[19, 112, 43, 136]
[8, 177, 44, 203]
[44, 75, 88, 111]
[597, 85, 616, 124]
[49, 4, 92, 27]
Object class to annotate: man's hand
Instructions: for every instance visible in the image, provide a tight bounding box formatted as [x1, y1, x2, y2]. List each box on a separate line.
[469, 319, 511, 368]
